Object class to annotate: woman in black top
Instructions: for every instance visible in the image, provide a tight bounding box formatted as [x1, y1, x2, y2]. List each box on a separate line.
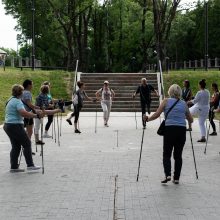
[66, 81, 94, 133]
[182, 80, 193, 102]
[209, 83, 219, 136]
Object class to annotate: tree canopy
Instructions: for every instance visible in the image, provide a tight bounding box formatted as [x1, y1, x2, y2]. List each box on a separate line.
[2, 0, 220, 72]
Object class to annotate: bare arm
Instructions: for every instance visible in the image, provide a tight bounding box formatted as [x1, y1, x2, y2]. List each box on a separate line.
[26, 100, 40, 110]
[147, 99, 168, 122]
[19, 109, 39, 118]
[185, 106, 193, 128]
[95, 89, 101, 100]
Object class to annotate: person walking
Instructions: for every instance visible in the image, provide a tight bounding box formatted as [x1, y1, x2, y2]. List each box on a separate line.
[182, 80, 193, 102]
[144, 84, 193, 184]
[95, 81, 115, 127]
[188, 79, 210, 142]
[209, 83, 219, 136]
[66, 81, 94, 133]
[3, 84, 43, 172]
[133, 78, 158, 128]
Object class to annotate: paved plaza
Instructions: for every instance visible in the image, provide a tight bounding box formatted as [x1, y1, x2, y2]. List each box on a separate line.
[0, 112, 220, 220]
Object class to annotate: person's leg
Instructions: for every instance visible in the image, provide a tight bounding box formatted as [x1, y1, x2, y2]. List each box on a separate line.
[198, 109, 209, 140]
[44, 115, 53, 136]
[74, 105, 81, 132]
[26, 124, 33, 140]
[209, 110, 216, 134]
[173, 128, 186, 181]
[163, 127, 174, 178]
[101, 102, 108, 125]
[4, 124, 34, 168]
[34, 118, 44, 144]
[106, 102, 112, 124]
[141, 101, 146, 127]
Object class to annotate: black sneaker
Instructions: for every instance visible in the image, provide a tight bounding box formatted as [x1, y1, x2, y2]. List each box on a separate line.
[209, 131, 217, 136]
[161, 176, 171, 184]
[66, 119, 72, 125]
[35, 140, 45, 145]
[197, 138, 206, 143]
[75, 129, 81, 134]
[173, 179, 179, 184]
[32, 152, 36, 155]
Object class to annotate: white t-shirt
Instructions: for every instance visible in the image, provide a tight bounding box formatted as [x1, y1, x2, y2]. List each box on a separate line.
[98, 88, 112, 101]
[192, 89, 210, 107]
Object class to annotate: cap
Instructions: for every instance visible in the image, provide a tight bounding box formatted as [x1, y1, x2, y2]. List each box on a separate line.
[104, 81, 109, 84]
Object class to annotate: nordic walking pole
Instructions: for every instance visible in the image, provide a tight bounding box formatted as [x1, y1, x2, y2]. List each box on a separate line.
[56, 113, 60, 146]
[136, 127, 145, 182]
[53, 116, 57, 143]
[60, 112, 62, 137]
[52, 120, 54, 139]
[189, 130, 198, 179]
[94, 99, 98, 133]
[204, 122, 211, 154]
[40, 118, 45, 174]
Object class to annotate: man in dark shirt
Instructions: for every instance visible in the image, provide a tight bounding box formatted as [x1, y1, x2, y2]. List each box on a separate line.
[133, 78, 158, 128]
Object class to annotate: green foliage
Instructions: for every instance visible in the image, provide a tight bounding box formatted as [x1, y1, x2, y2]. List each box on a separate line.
[0, 68, 73, 124]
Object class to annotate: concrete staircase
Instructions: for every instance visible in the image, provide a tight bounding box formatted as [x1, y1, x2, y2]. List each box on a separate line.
[79, 73, 160, 112]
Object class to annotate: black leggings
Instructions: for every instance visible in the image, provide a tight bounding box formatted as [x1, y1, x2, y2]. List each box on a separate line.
[141, 100, 151, 126]
[209, 110, 216, 132]
[45, 115, 53, 131]
[163, 126, 186, 180]
[71, 105, 81, 123]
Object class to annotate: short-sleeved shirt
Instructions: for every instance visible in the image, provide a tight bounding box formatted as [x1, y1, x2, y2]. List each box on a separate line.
[21, 90, 32, 112]
[136, 84, 155, 102]
[36, 93, 49, 109]
[164, 98, 187, 127]
[73, 90, 86, 107]
[5, 97, 25, 124]
[182, 88, 192, 102]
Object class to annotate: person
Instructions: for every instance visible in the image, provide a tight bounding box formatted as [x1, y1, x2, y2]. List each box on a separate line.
[21, 79, 40, 140]
[42, 81, 55, 138]
[144, 84, 193, 184]
[182, 80, 193, 102]
[3, 84, 43, 172]
[66, 81, 94, 133]
[133, 78, 158, 128]
[34, 85, 62, 144]
[209, 83, 219, 136]
[95, 81, 115, 127]
[188, 79, 210, 142]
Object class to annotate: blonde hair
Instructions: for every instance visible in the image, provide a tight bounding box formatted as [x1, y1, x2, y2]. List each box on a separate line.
[12, 84, 24, 97]
[168, 84, 182, 98]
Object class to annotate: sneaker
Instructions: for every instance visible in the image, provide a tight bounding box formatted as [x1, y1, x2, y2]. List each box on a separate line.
[10, 168, 25, 173]
[32, 152, 36, 156]
[27, 165, 41, 171]
[209, 131, 217, 136]
[66, 119, 72, 125]
[35, 140, 45, 145]
[161, 176, 171, 184]
[173, 179, 179, 184]
[43, 133, 52, 138]
[75, 129, 81, 134]
[197, 138, 206, 143]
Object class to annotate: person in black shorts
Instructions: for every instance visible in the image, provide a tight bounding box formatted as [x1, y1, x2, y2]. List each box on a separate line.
[133, 78, 158, 128]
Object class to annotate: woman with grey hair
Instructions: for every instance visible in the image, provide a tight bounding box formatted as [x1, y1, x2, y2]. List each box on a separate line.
[144, 84, 193, 184]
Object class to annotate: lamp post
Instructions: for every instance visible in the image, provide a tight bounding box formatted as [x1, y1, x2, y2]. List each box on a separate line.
[31, 0, 35, 71]
[205, 1, 208, 71]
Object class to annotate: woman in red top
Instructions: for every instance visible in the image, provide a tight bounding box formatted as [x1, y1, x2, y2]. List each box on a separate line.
[209, 83, 219, 136]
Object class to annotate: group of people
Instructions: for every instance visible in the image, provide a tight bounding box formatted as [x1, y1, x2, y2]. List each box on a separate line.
[3, 77, 220, 185]
[144, 79, 220, 184]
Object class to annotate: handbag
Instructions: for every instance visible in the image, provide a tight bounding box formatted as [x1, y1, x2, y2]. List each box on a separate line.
[157, 99, 180, 136]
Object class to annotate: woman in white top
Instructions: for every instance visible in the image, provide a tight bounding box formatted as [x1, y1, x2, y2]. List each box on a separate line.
[188, 79, 210, 142]
[95, 81, 115, 127]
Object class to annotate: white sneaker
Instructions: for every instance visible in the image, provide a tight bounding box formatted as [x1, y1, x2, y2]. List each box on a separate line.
[27, 165, 41, 171]
[43, 133, 52, 138]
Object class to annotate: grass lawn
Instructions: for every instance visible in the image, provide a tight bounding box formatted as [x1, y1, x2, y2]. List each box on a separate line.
[0, 68, 74, 124]
[163, 70, 220, 96]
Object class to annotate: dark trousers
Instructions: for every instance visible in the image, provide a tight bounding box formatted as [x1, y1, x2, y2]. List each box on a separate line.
[3, 124, 34, 169]
[71, 105, 81, 123]
[163, 126, 186, 180]
[141, 100, 151, 126]
[209, 110, 216, 132]
[45, 114, 53, 131]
